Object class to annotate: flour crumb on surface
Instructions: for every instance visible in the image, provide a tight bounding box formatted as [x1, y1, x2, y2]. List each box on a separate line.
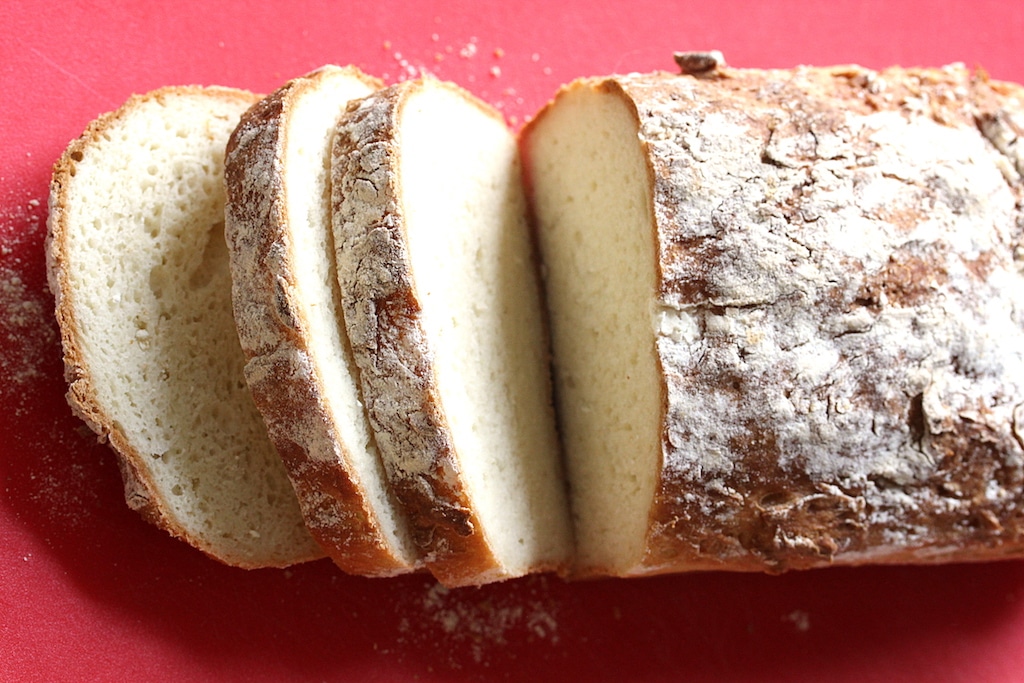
[0, 195, 57, 409]
[394, 577, 561, 666]
[459, 38, 479, 59]
[784, 610, 811, 632]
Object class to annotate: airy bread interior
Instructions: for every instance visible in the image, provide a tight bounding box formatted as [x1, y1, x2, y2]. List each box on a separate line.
[49, 88, 319, 567]
[397, 82, 573, 574]
[274, 69, 419, 567]
[523, 82, 662, 574]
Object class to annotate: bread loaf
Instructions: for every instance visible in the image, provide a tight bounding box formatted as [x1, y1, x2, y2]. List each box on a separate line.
[224, 66, 421, 576]
[47, 86, 322, 568]
[522, 55, 1024, 576]
[331, 77, 574, 586]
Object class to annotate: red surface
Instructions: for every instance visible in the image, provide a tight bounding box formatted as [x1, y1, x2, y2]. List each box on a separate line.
[3, 1, 1024, 680]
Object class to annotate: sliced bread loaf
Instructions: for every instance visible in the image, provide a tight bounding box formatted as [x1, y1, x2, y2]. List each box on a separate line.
[225, 65, 421, 576]
[46, 86, 322, 568]
[522, 56, 1024, 576]
[331, 77, 574, 586]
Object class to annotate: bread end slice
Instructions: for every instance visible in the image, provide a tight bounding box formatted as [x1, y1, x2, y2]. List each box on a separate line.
[47, 86, 321, 568]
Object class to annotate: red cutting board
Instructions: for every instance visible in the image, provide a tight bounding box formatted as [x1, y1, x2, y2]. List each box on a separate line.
[3, 1, 1024, 681]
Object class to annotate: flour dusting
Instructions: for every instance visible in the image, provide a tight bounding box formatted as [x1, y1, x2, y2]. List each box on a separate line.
[0, 193, 57, 415]
[394, 577, 561, 666]
[378, 31, 547, 127]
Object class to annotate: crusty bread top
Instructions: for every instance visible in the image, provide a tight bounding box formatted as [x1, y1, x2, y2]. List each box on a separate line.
[47, 86, 322, 568]
[225, 65, 422, 576]
[526, 61, 1024, 575]
[332, 78, 573, 586]
[643, 63, 1024, 572]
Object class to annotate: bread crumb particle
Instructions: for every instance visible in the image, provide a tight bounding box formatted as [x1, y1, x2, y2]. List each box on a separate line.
[785, 610, 811, 632]
[394, 577, 562, 666]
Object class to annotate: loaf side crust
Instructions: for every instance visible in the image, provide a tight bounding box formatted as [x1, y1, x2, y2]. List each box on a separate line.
[604, 64, 1024, 574]
[225, 66, 423, 576]
[331, 80, 514, 586]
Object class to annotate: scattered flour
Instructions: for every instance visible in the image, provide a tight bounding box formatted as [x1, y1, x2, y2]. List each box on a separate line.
[378, 32, 547, 127]
[784, 609, 811, 632]
[0, 188, 109, 533]
[0, 193, 58, 415]
[0, 267, 55, 388]
[392, 576, 561, 667]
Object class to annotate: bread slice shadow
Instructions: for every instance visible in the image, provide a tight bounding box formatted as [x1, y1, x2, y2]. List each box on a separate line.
[6, 389, 1024, 681]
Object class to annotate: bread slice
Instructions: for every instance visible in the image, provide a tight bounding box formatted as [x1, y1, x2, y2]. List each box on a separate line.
[225, 65, 421, 576]
[331, 77, 574, 586]
[46, 86, 322, 568]
[522, 55, 1024, 577]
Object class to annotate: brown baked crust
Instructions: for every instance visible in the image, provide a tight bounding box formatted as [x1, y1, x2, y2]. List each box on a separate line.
[331, 79, 509, 586]
[600, 63, 1024, 574]
[224, 67, 421, 576]
[47, 86, 323, 568]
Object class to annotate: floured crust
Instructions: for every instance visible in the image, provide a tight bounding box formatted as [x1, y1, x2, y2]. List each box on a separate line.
[224, 66, 421, 576]
[592, 63, 1024, 574]
[47, 86, 322, 568]
[331, 80, 510, 586]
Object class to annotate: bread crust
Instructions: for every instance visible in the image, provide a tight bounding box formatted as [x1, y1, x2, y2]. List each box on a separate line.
[577, 64, 1024, 575]
[224, 66, 422, 576]
[331, 79, 522, 586]
[47, 86, 322, 568]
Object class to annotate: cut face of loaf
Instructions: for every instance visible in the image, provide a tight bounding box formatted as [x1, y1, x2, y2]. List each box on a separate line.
[523, 62, 1024, 577]
[46, 87, 322, 568]
[225, 66, 421, 576]
[332, 78, 574, 586]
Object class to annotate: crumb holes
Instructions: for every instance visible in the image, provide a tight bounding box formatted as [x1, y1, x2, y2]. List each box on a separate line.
[188, 223, 227, 290]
